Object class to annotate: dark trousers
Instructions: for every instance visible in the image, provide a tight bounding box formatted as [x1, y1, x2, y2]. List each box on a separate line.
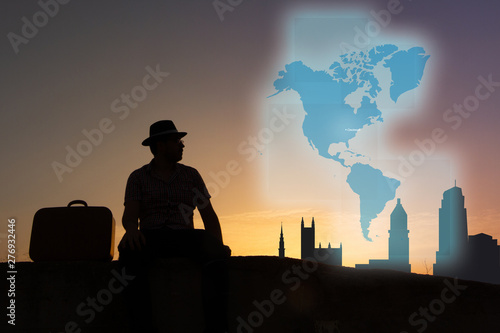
[118, 227, 229, 333]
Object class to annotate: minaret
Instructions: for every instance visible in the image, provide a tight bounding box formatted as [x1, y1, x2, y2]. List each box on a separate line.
[279, 223, 285, 258]
[388, 198, 410, 271]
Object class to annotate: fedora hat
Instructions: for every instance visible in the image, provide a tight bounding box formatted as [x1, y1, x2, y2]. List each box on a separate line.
[141, 120, 187, 146]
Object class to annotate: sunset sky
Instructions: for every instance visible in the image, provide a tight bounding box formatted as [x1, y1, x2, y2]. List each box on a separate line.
[1, 0, 499, 275]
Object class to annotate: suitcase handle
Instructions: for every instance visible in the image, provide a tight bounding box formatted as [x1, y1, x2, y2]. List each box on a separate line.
[67, 200, 88, 207]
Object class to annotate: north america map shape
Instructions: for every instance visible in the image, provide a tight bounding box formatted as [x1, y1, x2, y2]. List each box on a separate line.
[270, 44, 429, 241]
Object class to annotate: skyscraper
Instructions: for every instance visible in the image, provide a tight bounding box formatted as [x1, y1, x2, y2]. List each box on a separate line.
[433, 184, 500, 283]
[434, 183, 469, 277]
[466, 233, 500, 283]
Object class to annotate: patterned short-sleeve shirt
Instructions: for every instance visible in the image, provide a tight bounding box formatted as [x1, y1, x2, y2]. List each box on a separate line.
[124, 161, 211, 230]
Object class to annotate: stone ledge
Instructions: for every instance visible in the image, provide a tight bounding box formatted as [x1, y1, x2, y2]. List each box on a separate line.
[4, 256, 500, 332]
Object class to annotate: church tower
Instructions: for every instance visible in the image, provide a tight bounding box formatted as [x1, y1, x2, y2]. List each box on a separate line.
[279, 223, 285, 258]
[301, 217, 315, 259]
[300, 217, 342, 265]
[389, 198, 410, 270]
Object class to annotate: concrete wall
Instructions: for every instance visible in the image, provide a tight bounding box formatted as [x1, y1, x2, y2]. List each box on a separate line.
[5, 256, 500, 333]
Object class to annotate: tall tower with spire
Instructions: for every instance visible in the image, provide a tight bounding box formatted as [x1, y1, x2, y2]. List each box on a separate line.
[434, 183, 469, 276]
[389, 198, 411, 270]
[279, 223, 285, 258]
[356, 198, 411, 273]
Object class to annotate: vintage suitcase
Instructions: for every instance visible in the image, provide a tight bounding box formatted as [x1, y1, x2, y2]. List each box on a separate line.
[29, 200, 115, 261]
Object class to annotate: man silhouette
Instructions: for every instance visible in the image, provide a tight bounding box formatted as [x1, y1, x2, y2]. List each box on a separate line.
[118, 120, 230, 333]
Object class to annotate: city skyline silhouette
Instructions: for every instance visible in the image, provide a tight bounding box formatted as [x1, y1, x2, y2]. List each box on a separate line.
[279, 185, 500, 283]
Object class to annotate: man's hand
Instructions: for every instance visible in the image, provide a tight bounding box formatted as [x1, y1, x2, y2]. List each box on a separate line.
[223, 245, 231, 257]
[118, 229, 146, 252]
[120, 200, 143, 252]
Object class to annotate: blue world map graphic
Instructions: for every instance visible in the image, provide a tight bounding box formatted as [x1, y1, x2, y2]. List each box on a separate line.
[270, 44, 429, 241]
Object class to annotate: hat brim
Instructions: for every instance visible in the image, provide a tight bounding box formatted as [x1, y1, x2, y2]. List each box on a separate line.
[142, 131, 187, 146]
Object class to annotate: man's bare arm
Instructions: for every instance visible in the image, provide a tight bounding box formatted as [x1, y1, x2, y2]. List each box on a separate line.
[199, 200, 231, 256]
[198, 199, 223, 243]
[119, 200, 145, 251]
